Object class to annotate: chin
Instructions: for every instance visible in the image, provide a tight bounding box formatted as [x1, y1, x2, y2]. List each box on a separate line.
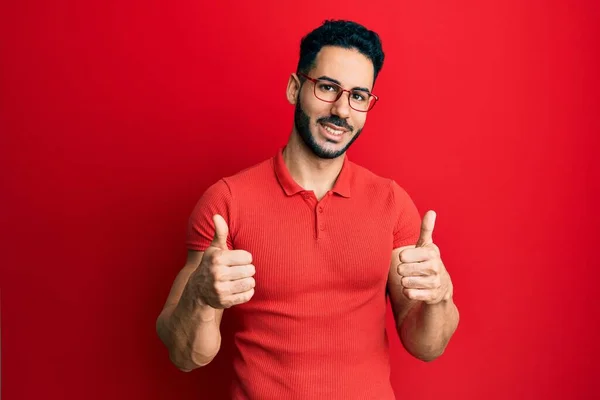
[309, 129, 360, 160]
[308, 139, 349, 159]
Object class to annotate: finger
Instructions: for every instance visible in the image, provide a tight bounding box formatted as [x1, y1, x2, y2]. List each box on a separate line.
[401, 275, 439, 289]
[211, 214, 229, 250]
[416, 210, 436, 248]
[399, 247, 436, 263]
[224, 288, 255, 307]
[226, 277, 256, 295]
[403, 288, 434, 302]
[214, 249, 253, 266]
[398, 261, 434, 277]
[219, 264, 256, 281]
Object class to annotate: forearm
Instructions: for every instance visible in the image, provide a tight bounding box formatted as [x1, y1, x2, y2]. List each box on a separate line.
[398, 298, 459, 361]
[156, 294, 221, 371]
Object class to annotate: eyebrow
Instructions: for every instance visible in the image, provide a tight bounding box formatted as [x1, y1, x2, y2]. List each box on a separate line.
[317, 75, 372, 93]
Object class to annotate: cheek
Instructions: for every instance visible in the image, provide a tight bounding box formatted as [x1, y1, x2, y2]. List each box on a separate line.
[350, 114, 367, 132]
[300, 92, 331, 120]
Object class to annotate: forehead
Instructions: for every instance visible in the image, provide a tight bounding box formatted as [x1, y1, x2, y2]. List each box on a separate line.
[310, 46, 375, 90]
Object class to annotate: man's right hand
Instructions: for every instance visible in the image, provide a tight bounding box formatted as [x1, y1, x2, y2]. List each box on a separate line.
[185, 214, 255, 309]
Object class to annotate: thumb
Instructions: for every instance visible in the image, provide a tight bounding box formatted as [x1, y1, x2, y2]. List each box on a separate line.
[416, 210, 436, 247]
[210, 214, 229, 250]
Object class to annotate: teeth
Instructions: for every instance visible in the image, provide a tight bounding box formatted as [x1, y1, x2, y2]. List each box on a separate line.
[323, 124, 344, 135]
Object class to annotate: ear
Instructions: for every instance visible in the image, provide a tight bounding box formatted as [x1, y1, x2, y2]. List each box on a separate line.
[286, 73, 301, 105]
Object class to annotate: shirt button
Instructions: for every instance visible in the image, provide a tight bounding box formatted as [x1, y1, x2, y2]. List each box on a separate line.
[318, 206, 323, 213]
[319, 224, 325, 231]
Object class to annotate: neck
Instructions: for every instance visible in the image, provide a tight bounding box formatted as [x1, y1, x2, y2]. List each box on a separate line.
[283, 130, 345, 198]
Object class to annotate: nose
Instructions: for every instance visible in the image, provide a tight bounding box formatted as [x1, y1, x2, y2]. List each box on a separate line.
[330, 91, 351, 119]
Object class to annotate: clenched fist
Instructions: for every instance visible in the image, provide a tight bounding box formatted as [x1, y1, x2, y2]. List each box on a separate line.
[186, 214, 256, 309]
[397, 210, 453, 305]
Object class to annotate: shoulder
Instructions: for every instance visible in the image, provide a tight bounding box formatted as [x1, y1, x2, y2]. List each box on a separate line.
[221, 156, 274, 190]
[349, 161, 417, 215]
[350, 161, 388, 185]
[349, 161, 408, 197]
[199, 155, 274, 198]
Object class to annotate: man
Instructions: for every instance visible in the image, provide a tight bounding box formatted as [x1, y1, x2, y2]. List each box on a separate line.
[156, 19, 459, 399]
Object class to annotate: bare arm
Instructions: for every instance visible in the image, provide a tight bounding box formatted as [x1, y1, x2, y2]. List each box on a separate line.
[156, 215, 255, 372]
[156, 250, 224, 372]
[387, 246, 459, 361]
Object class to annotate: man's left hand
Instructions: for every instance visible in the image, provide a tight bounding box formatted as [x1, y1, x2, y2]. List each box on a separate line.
[397, 210, 453, 305]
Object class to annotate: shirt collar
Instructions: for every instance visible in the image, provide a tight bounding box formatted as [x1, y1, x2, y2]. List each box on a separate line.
[273, 147, 352, 198]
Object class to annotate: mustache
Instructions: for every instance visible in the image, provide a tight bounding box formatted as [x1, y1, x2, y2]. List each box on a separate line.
[317, 116, 353, 132]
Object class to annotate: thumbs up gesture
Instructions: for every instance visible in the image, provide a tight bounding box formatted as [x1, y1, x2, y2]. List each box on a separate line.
[397, 211, 453, 305]
[187, 214, 256, 309]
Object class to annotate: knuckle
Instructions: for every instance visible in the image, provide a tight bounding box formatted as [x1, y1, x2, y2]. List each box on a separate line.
[224, 298, 236, 308]
[397, 264, 405, 276]
[399, 251, 408, 263]
[248, 264, 256, 276]
[213, 282, 225, 295]
[211, 268, 224, 282]
[237, 290, 252, 305]
[211, 250, 224, 266]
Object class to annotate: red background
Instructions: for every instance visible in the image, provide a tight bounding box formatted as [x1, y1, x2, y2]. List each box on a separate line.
[1, 1, 599, 399]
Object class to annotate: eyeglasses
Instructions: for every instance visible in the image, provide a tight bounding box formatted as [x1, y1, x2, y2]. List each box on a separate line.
[298, 72, 379, 112]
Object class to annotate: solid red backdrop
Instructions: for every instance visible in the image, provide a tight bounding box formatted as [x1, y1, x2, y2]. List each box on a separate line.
[1, 1, 599, 399]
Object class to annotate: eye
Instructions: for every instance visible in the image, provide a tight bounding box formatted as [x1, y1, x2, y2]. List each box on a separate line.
[318, 83, 337, 92]
[351, 91, 368, 102]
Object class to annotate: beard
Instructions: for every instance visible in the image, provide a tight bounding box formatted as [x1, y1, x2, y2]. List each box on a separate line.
[294, 100, 363, 160]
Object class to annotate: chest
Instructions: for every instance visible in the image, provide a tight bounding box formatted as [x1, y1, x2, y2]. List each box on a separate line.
[231, 194, 396, 301]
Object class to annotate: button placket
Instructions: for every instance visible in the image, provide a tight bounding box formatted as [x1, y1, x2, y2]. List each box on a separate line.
[315, 206, 320, 239]
[314, 192, 331, 239]
[299, 191, 315, 214]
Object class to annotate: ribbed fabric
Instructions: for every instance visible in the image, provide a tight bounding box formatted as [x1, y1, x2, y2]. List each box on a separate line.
[186, 147, 421, 400]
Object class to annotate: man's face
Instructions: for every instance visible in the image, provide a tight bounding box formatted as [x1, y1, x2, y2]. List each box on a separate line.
[293, 46, 375, 159]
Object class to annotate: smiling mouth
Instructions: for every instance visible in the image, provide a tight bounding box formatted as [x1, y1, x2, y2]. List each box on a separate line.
[320, 123, 347, 136]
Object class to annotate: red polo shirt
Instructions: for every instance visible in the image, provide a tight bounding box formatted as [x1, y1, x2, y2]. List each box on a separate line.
[186, 147, 421, 399]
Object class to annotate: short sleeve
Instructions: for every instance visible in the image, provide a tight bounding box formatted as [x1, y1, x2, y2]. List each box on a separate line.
[186, 179, 234, 251]
[391, 180, 421, 248]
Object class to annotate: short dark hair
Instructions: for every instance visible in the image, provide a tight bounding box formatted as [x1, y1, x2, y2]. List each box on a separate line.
[296, 20, 385, 82]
